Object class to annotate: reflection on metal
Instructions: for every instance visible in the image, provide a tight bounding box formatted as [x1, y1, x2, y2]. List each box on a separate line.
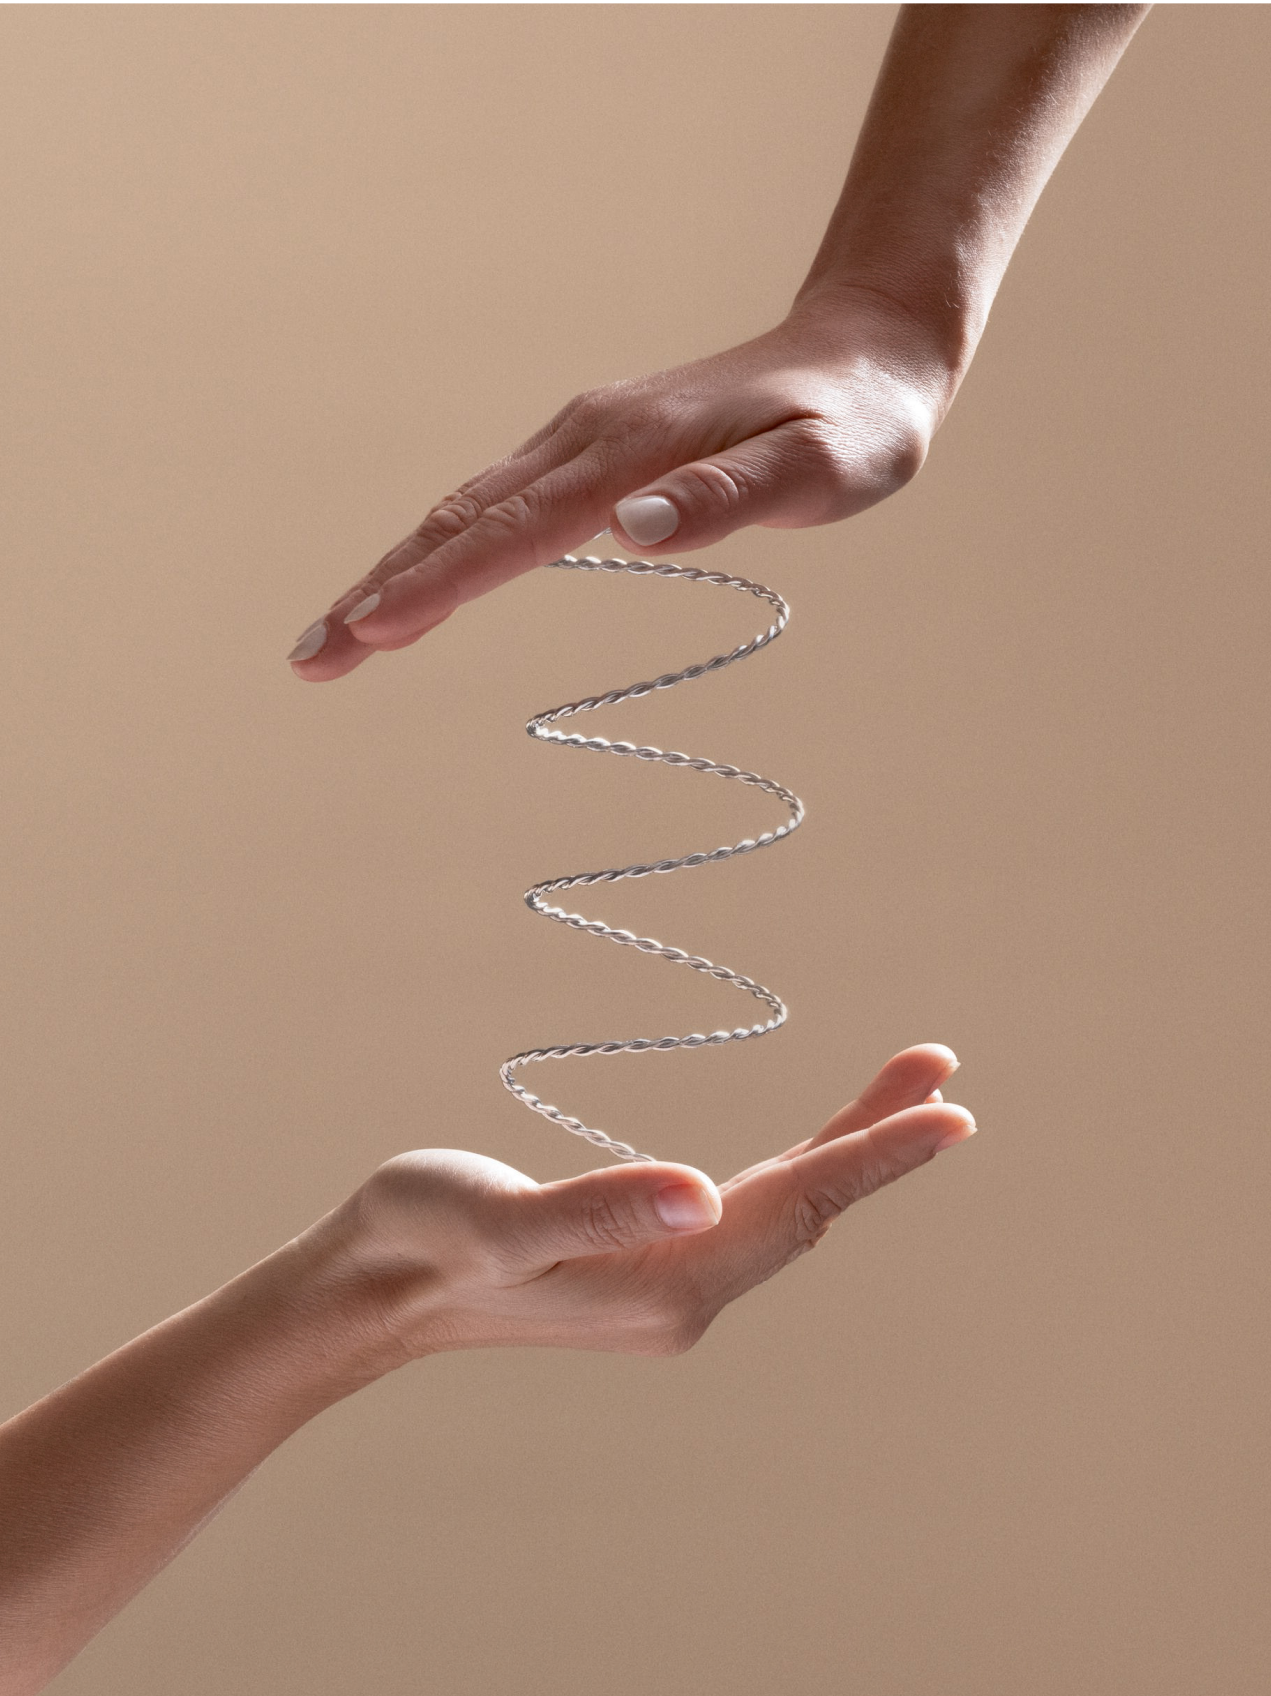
[499, 554, 803, 1163]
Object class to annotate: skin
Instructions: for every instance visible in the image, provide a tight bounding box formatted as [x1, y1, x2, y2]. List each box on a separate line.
[2, 7, 1155, 1689]
[287, 4, 1150, 680]
[0, 1046, 973, 1694]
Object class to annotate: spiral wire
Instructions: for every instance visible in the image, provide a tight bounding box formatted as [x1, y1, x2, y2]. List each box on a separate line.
[499, 552, 803, 1163]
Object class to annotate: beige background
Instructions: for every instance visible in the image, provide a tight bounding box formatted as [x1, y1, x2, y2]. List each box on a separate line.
[2, 4, 1268, 1692]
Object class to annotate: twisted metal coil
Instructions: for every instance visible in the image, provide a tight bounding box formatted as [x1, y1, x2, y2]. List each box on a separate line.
[499, 552, 803, 1163]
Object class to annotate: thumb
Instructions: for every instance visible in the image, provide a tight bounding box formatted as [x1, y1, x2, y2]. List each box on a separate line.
[610, 417, 849, 555]
[517, 1162, 723, 1262]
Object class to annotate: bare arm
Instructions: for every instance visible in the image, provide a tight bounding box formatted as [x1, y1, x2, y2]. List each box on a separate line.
[799, 2, 1151, 374]
[0, 1234, 386, 1696]
[288, 3, 1149, 678]
[0, 1047, 972, 1693]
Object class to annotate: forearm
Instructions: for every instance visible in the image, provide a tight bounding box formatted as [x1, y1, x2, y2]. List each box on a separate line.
[794, 3, 1150, 391]
[0, 1214, 396, 1696]
[288, 12, 1152, 671]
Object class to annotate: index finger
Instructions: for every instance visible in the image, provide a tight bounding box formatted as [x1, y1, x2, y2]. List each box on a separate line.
[339, 443, 644, 652]
[686, 1101, 976, 1314]
[288, 425, 588, 681]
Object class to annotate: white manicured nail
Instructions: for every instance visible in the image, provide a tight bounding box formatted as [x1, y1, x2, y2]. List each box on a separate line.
[344, 592, 381, 625]
[287, 620, 328, 663]
[614, 495, 679, 547]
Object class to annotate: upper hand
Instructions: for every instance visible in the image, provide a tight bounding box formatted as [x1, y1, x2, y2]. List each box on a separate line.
[287, 290, 954, 679]
[320, 1044, 975, 1361]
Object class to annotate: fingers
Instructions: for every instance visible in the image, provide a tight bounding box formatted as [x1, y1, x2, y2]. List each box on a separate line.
[799, 1044, 960, 1154]
[769, 1102, 976, 1258]
[790, 1101, 976, 1229]
[287, 412, 855, 678]
[285, 321, 939, 681]
[287, 431, 588, 682]
[285, 596, 454, 683]
[508, 1161, 723, 1265]
[317, 444, 631, 657]
[719, 1043, 960, 1192]
[316, 418, 840, 660]
[690, 1099, 976, 1314]
[609, 417, 852, 555]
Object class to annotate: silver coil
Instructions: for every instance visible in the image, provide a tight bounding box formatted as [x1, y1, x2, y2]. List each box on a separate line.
[499, 552, 804, 1164]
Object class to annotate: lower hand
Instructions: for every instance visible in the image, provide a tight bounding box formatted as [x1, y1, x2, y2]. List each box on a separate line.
[0, 1043, 971, 1692]
[287, 290, 954, 679]
[318, 1043, 975, 1362]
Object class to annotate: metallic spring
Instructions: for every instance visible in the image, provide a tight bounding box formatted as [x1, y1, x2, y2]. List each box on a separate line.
[499, 552, 804, 1164]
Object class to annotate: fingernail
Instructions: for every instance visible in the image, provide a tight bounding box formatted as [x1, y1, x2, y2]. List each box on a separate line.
[344, 592, 381, 624]
[654, 1183, 722, 1231]
[287, 620, 328, 663]
[615, 494, 679, 547]
[934, 1120, 977, 1154]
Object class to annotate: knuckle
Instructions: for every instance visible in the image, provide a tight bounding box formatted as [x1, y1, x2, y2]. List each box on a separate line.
[787, 415, 854, 485]
[575, 1189, 633, 1253]
[543, 394, 584, 433]
[563, 388, 609, 433]
[618, 394, 676, 447]
[413, 491, 485, 548]
[480, 489, 539, 539]
[568, 380, 663, 448]
[856, 1122, 922, 1194]
[783, 408, 930, 518]
[791, 1178, 861, 1249]
[678, 458, 749, 517]
[453, 457, 513, 497]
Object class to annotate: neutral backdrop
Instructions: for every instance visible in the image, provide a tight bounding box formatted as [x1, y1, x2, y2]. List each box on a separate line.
[2, 6, 1268, 1694]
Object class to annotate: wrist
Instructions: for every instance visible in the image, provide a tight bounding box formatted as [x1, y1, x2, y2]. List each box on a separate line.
[296, 1180, 465, 1370]
[785, 274, 973, 422]
[251, 1210, 434, 1401]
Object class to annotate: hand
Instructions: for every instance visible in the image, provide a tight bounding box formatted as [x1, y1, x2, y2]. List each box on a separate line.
[287, 290, 955, 680]
[286, 1, 1150, 684]
[320, 1043, 975, 1360]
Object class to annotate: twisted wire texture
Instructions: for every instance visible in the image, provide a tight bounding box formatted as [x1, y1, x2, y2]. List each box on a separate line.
[499, 552, 804, 1164]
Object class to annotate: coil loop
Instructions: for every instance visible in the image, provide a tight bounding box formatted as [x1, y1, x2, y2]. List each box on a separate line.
[499, 552, 803, 1163]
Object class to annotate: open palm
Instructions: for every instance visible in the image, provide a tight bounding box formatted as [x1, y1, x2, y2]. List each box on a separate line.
[333, 1044, 975, 1361]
